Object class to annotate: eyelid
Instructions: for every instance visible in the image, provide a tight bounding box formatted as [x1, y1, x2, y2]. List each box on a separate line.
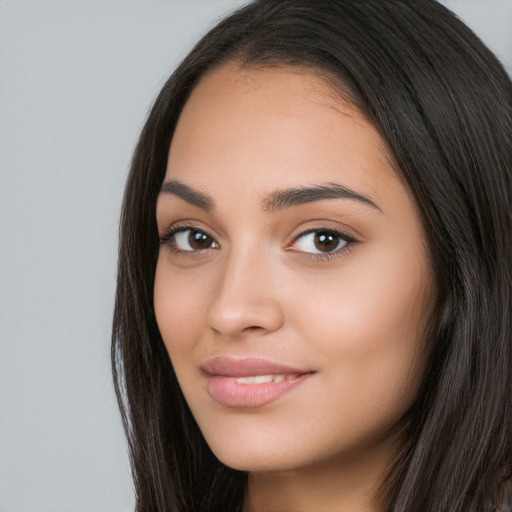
[159, 222, 358, 261]
[287, 227, 358, 259]
[159, 223, 219, 253]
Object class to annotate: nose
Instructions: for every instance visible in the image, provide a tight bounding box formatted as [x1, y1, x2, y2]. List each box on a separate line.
[206, 247, 285, 339]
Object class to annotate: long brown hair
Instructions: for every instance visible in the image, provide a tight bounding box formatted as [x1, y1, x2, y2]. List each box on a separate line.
[112, 1, 512, 510]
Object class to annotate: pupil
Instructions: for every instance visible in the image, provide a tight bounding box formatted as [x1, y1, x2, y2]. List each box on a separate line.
[189, 230, 211, 250]
[314, 232, 338, 252]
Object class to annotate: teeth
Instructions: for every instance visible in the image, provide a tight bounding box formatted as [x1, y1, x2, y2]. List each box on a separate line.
[232, 374, 296, 384]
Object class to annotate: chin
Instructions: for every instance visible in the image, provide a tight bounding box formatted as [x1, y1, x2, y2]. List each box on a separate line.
[215, 451, 296, 473]
[203, 432, 301, 472]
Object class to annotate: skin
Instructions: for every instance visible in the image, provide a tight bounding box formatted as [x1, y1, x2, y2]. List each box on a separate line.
[154, 62, 433, 512]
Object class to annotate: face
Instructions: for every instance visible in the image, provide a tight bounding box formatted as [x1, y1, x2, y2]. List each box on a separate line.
[154, 62, 433, 473]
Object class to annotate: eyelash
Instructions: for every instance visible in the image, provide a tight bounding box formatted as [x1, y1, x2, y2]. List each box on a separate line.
[159, 224, 357, 261]
[160, 224, 216, 255]
[289, 228, 357, 261]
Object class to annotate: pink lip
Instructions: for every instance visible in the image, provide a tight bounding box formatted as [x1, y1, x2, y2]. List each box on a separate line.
[201, 357, 313, 408]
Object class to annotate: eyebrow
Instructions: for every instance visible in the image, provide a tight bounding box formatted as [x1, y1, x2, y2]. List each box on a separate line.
[159, 179, 381, 213]
[159, 180, 215, 211]
[262, 182, 382, 213]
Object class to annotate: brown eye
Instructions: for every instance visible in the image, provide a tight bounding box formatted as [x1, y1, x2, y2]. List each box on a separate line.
[169, 228, 218, 252]
[314, 232, 340, 252]
[293, 229, 353, 256]
[188, 230, 214, 250]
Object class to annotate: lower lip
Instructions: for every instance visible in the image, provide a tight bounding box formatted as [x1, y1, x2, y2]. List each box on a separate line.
[206, 374, 311, 408]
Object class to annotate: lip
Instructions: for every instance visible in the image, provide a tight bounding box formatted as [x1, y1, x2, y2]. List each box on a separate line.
[201, 357, 314, 408]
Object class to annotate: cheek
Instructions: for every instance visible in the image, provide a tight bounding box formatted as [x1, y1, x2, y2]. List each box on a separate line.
[288, 249, 430, 407]
[296, 240, 430, 345]
[153, 260, 207, 360]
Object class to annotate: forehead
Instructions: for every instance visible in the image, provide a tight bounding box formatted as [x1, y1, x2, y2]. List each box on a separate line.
[165, 62, 405, 210]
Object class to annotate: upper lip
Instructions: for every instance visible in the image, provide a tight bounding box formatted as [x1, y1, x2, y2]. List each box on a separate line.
[201, 356, 312, 378]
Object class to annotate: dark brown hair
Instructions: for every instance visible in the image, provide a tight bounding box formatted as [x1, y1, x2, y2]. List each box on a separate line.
[112, 1, 512, 510]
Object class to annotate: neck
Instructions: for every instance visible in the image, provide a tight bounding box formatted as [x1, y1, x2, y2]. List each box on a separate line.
[243, 442, 395, 512]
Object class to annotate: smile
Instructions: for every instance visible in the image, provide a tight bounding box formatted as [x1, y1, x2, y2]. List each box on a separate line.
[201, 357, 313, 408]
[231, 374, 301, 384]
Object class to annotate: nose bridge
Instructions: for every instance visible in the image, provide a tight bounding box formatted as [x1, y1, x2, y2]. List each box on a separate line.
[206, 240, 284, 338]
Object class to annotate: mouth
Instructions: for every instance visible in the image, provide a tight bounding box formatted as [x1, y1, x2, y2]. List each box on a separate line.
[201, 357, 314, 408]
[229, 373, 302, 384]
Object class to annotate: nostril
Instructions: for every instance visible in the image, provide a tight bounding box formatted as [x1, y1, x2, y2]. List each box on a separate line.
[244, 326, 264, 333]
[206, 293, 285, 338]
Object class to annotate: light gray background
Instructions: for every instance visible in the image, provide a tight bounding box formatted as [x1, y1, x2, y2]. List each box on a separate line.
[1, 1, 510, 511]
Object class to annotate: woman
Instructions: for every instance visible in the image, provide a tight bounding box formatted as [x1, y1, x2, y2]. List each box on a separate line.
[112, 1, 512, 510]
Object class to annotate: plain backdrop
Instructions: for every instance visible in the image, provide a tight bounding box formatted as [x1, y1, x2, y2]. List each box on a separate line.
[0, 1, 510, 511]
